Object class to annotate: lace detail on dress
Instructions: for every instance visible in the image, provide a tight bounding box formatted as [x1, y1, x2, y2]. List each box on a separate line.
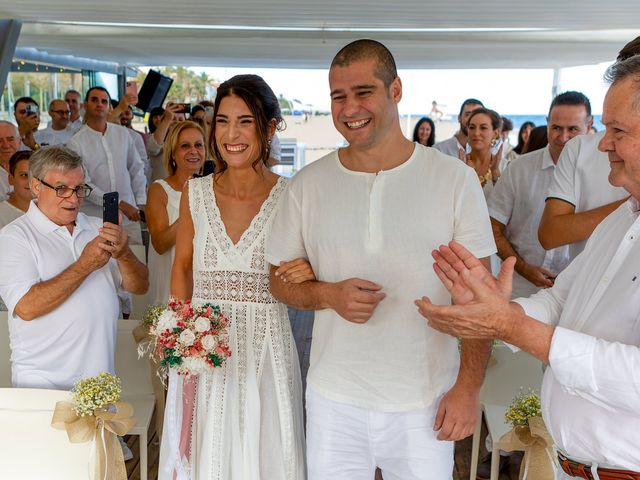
[193, 270, 277, 304]
[235, 303, 248, 437]
[203, 177, 287, 259]
[253, 305, 269, 378]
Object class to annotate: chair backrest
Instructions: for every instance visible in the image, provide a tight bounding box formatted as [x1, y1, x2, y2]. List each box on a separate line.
[116, 319, 155, 397]
[0, 388, 93, 478]
[0, 310, 10, 387]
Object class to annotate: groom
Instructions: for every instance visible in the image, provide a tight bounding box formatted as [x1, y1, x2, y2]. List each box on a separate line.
[267, 39, 496, 479]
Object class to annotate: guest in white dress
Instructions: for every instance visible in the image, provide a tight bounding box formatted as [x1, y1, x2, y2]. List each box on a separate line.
[146, 121, 206, 305]
[160, 75, 311, 480]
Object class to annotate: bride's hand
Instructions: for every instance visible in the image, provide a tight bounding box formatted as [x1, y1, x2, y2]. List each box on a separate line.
[274, 258, 316, 284]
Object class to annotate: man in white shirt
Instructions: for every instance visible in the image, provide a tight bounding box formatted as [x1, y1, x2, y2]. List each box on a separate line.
[0, 121, 21, 200]
[0, 146, 148, 389]
[488, 92, 592, 298]
[64, 89, 84, 133]
[417, 55, 640, 479]
[266, 39, 496, 479]
[34, 99, 74, 147]
[433, 98, 484, 158]
[67, 86, 147, 244]
[13, 96, 40, 151]
[537, 38, 639, 261]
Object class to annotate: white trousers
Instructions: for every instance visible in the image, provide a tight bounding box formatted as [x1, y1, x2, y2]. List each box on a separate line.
[306, 387, 453, 480]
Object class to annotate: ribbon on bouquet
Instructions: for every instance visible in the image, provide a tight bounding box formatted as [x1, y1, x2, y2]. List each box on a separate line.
[494, 416, 555, 480]
[51, 401, 137, 480]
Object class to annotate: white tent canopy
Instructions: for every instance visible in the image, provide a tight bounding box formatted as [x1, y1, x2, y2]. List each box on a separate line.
[2, 0, 640, 69]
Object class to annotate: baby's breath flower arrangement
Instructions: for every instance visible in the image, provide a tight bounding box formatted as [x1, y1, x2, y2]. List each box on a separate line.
[71, 372, 122, 417]
[142, 304, 166, 327]
[505, 390, 541, 426]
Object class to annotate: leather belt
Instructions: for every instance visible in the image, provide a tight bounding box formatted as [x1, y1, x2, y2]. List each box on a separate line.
[558, 452, 640, 480]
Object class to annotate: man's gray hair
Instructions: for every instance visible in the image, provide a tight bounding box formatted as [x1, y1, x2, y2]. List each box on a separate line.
[29, 146, 85, 184]
[48, 98, 66, 110]
[0, 120, 19, 136]
[605, 55, 640, 110]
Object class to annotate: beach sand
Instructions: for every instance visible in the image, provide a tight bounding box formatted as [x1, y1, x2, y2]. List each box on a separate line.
[279, 114, 459, 164]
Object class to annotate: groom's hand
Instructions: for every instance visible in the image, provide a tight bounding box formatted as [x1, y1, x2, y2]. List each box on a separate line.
[327, 278, 386, 324]
[433, 383, 479, 441]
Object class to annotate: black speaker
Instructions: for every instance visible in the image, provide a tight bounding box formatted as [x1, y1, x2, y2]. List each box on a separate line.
[136, 70, 173, 112]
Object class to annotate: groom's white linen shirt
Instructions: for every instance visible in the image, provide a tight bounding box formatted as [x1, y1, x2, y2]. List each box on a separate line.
[266, 145, 496, 411]
[67, 123, 147, 219]
[514, 197, 640, 470]
[0, 201, 122, 390]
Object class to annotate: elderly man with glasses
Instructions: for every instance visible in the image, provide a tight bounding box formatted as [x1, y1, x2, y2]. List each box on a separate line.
[33, 99, 74, 147]
[0, 145, 148, 390]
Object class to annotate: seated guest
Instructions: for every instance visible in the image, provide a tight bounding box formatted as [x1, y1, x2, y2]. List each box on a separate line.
[0, 121, 21, 200]
[34, 99, 74, 147]
[146, 121, 205, 305]
[13, 97, 40, 151]
[412, 116, 436, 147]
[0, 146, 148, 389]
[0, 151, 32, 228]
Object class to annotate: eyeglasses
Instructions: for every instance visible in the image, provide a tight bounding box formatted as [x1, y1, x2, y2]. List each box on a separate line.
[51, 110, 71, 116]
[38, 178, 93, 198]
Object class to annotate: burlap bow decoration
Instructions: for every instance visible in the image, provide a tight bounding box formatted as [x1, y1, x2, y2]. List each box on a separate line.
[51, 401, 137, 480]
[495, 416, 555, 480]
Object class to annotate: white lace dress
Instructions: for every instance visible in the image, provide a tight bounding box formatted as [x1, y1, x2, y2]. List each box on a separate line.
[160, 175, 306, 480]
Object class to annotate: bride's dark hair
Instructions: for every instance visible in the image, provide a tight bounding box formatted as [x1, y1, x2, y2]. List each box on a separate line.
[210, 74, 285, 177]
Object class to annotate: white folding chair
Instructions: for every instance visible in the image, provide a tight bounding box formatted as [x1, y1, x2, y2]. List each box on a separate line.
[116, 318, 156, 480]
[0, 388, 94, 478]
[129, 244, 153, 319]
[0, 310, 10, 387]
[469, 343, 545, 480]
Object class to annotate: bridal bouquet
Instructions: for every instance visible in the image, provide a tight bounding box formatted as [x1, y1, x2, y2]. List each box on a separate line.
[147, 298, 232, 376]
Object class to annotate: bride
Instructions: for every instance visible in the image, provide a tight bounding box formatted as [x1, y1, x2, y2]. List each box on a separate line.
[160, 75, 310, 479]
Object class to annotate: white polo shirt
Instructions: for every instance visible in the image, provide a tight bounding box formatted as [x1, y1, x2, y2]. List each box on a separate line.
[433, 135, 464, 159]
[266, 145, 496, 411]
[514, 198, 640, 470]
[34, 126, 74, 146]
[488, 147, 570, 298]
[67, 123, 147, 219]
[0, 202, 121, 390]
[545, 132, 627, 261]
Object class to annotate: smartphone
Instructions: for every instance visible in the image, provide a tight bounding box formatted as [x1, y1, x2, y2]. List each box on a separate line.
[491, 138, 504, 156]
[125, 81, 139, 105]
[103, 192, 119, 225]
[25, 104, 39, 116]
[176, 103, 191, 114]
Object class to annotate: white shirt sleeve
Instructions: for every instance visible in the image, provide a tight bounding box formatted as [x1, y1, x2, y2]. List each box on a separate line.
[546, 137, 578, 206]
[126, 134, 148, 205]
[549, 326, 640, 416]
[0, 230, 39, 318]
[487, 164, 516, 226]
[452, 167, 497, 259]
[265, 182, 308, 266]
[146, 133, 163, 157]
